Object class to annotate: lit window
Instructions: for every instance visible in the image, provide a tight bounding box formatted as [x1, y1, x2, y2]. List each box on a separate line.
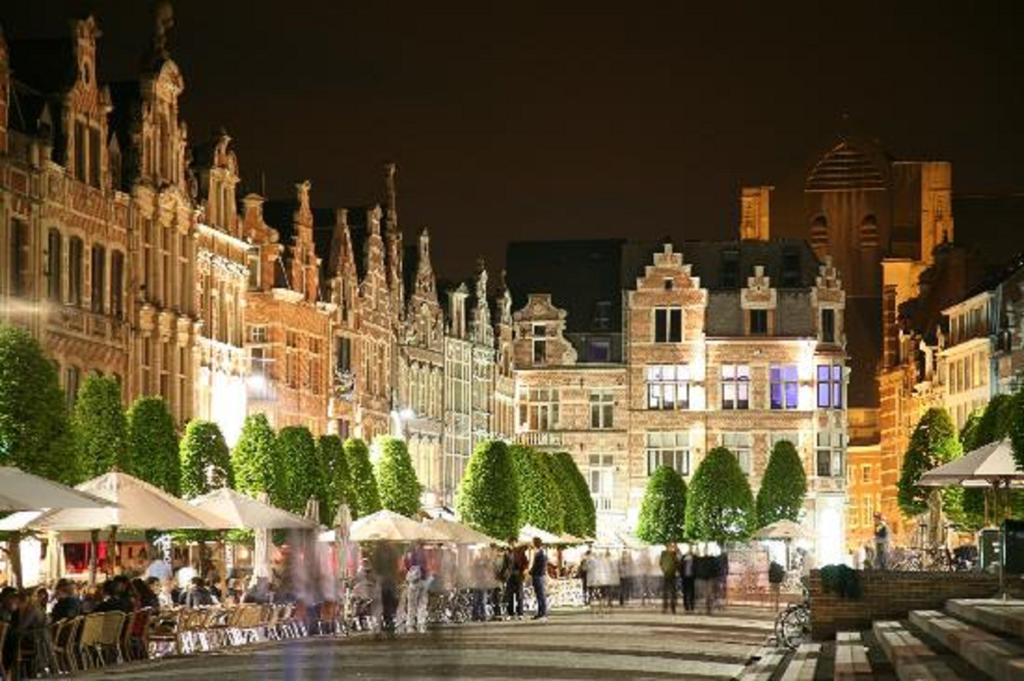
[588, 454, 614, 511]
[816, 431, 844, 477]
[645, 432, 690, 476]
[721, 364, 750, 410]
[817, 364, 843, 408]
[520, 388, 559, 430]
[590, 391, 614, 429]
[647, 364, 691, 410]
[532, 324, 546, 364]
[770, 365, 799, 410]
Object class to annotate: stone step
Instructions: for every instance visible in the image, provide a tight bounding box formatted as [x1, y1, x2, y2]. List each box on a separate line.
[872, 620, 962, 681]
[780, 642, 820, 681]
[909, 609, 1024, 681]
[833, 632, 872, 680]
[945, 598, 1024, 640]
[735, 644, 788, 681]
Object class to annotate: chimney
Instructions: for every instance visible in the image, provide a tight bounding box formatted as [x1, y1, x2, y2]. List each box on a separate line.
[739, 186, 772, 241]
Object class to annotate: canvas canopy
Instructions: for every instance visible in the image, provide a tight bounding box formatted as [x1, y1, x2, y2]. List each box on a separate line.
[0, 467, 111, 512]
[917, 438, 1024, 488]
[422, 517, 498, 545]
[755, 519, 810, 541]
[188, 488, 318, 530]
[517, 524, 562, 545]
[348, 509, 448, 542]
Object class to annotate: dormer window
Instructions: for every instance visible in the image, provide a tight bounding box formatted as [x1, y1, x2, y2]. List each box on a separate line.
[721, 250, 740, 288]
[532, 324, 547, 364]
[821, 308, 836, 343]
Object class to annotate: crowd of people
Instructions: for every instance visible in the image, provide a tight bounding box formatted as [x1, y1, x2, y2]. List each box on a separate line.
[576, 545, 730, 614]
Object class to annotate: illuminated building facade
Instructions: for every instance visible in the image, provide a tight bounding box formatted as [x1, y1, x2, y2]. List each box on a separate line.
[507, 239, 850, 561]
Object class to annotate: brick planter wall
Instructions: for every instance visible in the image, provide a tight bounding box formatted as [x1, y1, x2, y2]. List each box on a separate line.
[808, 569, 1024, 640]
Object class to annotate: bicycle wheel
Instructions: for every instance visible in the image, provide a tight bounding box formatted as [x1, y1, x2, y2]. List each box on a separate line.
[778, 605, 809, 650]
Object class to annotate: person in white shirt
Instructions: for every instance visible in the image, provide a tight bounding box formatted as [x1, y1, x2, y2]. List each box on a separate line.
[144, 558, 173, 582]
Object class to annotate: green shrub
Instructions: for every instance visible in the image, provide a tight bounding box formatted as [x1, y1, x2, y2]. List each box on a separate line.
[636, 465, 687, 544]
[550, 451, 596, 537]
[179, 420, 233, 498]
[755, 439, 807, 528]
[277, 426, 328, 516]
[343, 437, 380, 519]
[685, 446, 755, 543]
[456, 439, 520, 540]
[510, 445, 564, 533]
[231, 413, 282, 504]
[126, 397, 180, 495]
[374, 436, 422, 518]
[73, 374, 129, 479]
[897, 407, 961, 518]
[319, 434, 352, 521]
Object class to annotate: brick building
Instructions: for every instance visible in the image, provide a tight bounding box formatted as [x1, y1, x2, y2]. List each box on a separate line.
[507, 238, 850, 562]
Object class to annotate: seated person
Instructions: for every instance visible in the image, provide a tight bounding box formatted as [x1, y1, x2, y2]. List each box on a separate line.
[50, 579, 82, 622]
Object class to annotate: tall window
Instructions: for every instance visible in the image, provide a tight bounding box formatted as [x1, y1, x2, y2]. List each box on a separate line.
[749, 309, 768, 335]
[723, 432, 752, 475]
[110, 251, 124, 318]
[770, 364, 799, 410]
[821, 308, 836, 343]
[90, 245, 106, 313]
[309, 338, 322, 395]
[590, 390, 614, 428]
[141, 337, 152, 394]
[88, 126, 101, 188]
[647, 364, 691, 410]
[161, 228, 172, 308]
[653, 308, 683, 343]
[159, 342, 172, 402]
[47, 229, 62, 302]
[532, 324, 546, 364]
[721, 364, 750, 409]
[10, 219, 30, 297]
[519, 388, 559, 430]
[68, 237, 84, 306]
[337, 336, 352, 372]
[817, 364, 843, 408]
[247, 248, 261, 289]
[74, 121, 87, 182]
[721, 249, 740, 288]
[646, 432, 690, 476]
[588, 454, 614, 511]
[816, 431, 844, 477]
[285, 331, 298, 389]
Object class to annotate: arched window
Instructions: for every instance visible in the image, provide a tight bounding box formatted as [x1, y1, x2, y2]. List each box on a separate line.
[860, 214, 879, 248]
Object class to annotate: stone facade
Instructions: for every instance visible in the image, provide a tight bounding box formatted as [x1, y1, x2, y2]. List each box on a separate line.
[509, 240, 850, 562]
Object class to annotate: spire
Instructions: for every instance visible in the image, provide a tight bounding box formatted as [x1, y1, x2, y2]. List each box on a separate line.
[412, 228, 437, 304]
[384, 161, 398, 228]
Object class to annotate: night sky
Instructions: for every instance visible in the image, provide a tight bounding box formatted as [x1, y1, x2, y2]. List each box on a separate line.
[4, 1, 1023, 280]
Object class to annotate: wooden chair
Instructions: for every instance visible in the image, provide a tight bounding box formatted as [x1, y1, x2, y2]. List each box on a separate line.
[147, 608, 182, 658]
[97, 611, 127, 666]
[51, 616, 83, 674]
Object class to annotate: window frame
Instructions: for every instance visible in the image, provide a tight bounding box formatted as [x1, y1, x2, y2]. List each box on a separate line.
[646, 364, 692, 410]
[816, 363, 843, 409]
[653, 307, 683, 343]
[645, 432, 690, 476]
[769, 364, 800, 410]
[589, 390, 614, 429]
[721, 363, 750, 410]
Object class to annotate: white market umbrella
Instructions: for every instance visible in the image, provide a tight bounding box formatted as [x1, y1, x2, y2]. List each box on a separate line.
[349, 509, 448, 542]
[423, 517, 498, 545]
[189, 488, 317, 530]
[755, 519, 811, 541]
[0, 471, 221, 531]
[517, 524, 562, 545]
[0, 467, 111, 512]
[917, 438, 1024, 488]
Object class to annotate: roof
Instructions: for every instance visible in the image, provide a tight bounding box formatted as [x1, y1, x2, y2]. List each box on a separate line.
[805, 140, 889, 192]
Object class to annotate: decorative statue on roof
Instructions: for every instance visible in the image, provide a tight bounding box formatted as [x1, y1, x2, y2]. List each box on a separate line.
[152, 1, 175, 59]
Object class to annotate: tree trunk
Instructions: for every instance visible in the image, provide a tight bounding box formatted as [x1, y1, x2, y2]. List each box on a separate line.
[88, 529, 99, 586]
[8, 533, 22, 588]
[927, 490, 944, 549]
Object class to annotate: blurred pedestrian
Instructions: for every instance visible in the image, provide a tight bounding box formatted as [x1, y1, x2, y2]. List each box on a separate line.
[680, 545, 696, 612]
[529, 537, 549, 621]
[659, 542, 679, 614]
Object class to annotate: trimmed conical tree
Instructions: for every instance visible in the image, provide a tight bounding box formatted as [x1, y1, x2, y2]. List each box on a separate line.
[319, 434, 353, 521]
[277, 426, 328, 515]
[231, 413, 282, 504]
[374, 436, 422, 518]
[550, 451, 596, 537]
[73, 374, 129, 479]
[510, 445, 564, 533]
[755, 439, 807, 528]
[685, 446, 756, 544]
[343, 437, 380, 519]
[1011, 390, 1024, 470]
[126, 396, 180, 495]
[457, 439, 520, 540]
[897, 407, 962, 518]
[636, 465, 687, 544]
[179, 420, 233, 498]
[0, 325, 75, 484]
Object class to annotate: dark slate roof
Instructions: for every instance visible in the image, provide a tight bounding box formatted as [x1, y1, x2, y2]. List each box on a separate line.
[952, 194, 1024, 272]
[7, 81, 52, 137]
[7, 38, 76, 95]
[107, 81, 142, 191]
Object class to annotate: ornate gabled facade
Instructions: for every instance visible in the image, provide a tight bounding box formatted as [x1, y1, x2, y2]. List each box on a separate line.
[508, 239, 850, 562]
[191, 130, 248, 443]
[0, 16, 131, 410]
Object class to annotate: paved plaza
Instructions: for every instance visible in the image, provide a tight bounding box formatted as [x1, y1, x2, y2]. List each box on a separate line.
[76, 606, 776, 680]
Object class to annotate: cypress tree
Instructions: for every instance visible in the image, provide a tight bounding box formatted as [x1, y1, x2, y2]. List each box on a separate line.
[231, 413, 282, 504]
[457, 439, 520, 540]
[179, 420, 233, 498]
[897, 407, 961, 518]
[510, 445, 565, 533]
[319, 434, 353, 520]
[277, 426, 328, 516]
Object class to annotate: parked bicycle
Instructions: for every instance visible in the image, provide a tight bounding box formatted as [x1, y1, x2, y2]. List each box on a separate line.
[773, 586, 809, 650]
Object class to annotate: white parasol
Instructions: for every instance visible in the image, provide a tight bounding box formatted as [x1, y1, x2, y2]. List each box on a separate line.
[189, 488, 317, 530]
[0, 467, 111, 512]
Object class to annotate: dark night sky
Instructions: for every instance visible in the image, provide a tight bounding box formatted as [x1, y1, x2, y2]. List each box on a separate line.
[4, 1, 1024, 280]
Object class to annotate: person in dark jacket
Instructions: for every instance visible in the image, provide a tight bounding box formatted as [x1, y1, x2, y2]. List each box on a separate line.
[529, 537, 548, 621]
[680, 547, 696, 612]
[659, 543, 679, 614]
[50, 579, 82, 622]
[502, 540, 527, 620]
